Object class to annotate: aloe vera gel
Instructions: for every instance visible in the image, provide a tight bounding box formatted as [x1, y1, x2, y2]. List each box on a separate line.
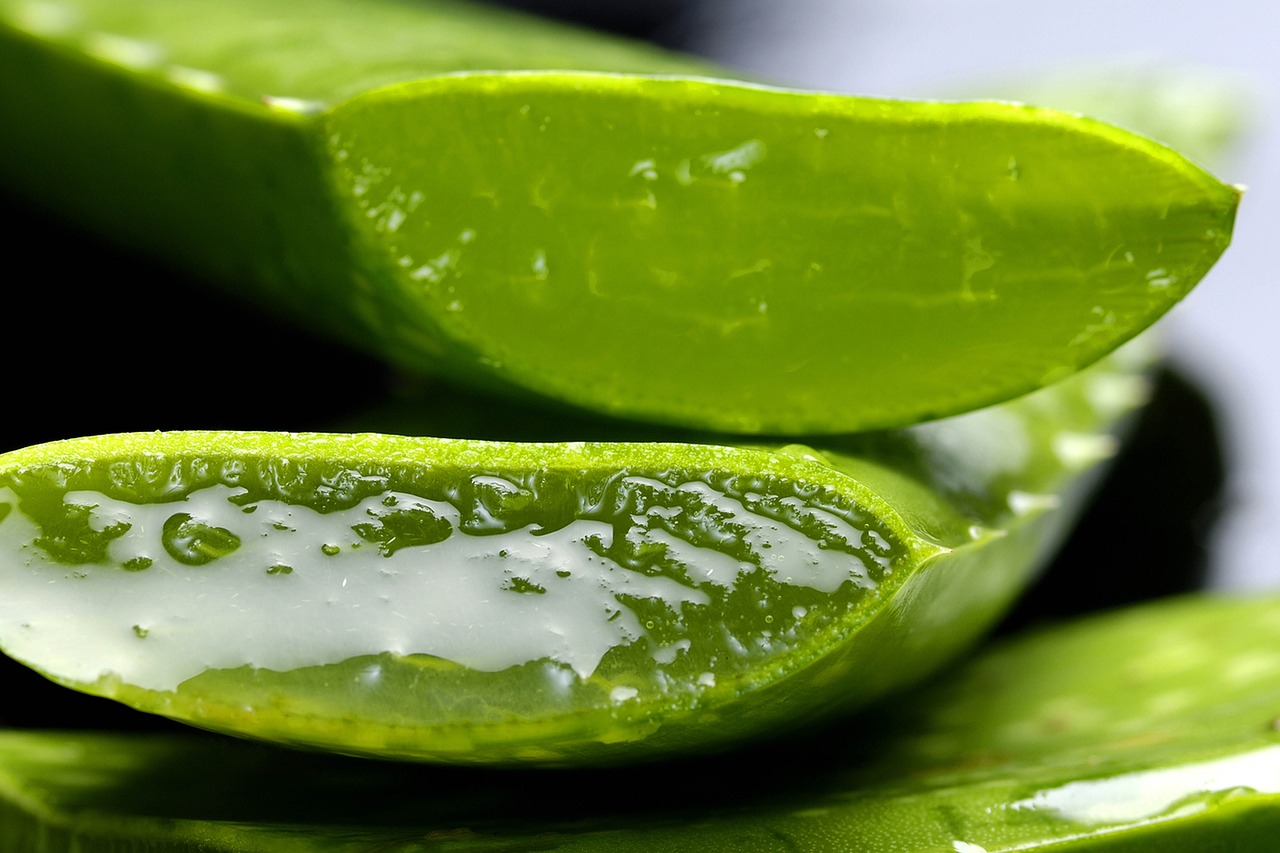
[0, 443, 901, 736]
[0, 437, 922, 763]
[2, 476, 896, 688]
[0, 338, 1151, 765]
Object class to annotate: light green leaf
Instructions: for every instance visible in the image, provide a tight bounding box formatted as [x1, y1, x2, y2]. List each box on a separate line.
[0, 0, 1238, 432]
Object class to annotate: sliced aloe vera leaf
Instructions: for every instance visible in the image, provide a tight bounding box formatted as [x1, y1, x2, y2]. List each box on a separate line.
[976, 62, 1252, 171]
[3, 592, 1280, 852]
[0, 343, 1153, 765]
[0, 0, 1237, 432]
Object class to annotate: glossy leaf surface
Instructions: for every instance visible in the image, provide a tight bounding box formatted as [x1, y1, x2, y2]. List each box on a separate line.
[0, 344, 1151, 765]
[2, 592, 1279, 851]
[0, 0, 1238, 432]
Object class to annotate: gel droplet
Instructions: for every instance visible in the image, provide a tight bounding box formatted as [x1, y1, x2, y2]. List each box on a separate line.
[161, 513, 240, 566]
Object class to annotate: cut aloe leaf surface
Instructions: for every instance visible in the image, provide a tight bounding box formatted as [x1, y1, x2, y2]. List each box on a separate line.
[0, 343, 1153, 765]
[3, 591, 1280, 852]
[0, 0, 1238, 433]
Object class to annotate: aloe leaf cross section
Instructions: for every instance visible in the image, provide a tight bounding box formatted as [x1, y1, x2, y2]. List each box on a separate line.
[0, 343, 1152, 765]
[0, 0, 1239, 432]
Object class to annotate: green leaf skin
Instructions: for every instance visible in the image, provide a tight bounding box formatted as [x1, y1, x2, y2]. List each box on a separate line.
[0, 0, 1238, 433]
[3, 592, 1280, 852]
[975, 63, 1253, 172]
[0, 342, 1153, 766]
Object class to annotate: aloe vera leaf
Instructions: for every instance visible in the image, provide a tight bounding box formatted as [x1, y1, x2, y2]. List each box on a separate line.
[3, 592, 1280, 852]
[977, 63, 1252, 171]
[0, 341, 1152, 765]
[0, 0, 1237, 433]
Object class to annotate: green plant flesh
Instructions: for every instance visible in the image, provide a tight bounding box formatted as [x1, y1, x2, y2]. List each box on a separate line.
[0, 342, 1153, 765]
[0, 0, 1238, 432]
[2, 592, 1278, 851]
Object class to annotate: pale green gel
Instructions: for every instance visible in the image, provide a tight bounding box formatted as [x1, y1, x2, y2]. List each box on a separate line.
[1006, 744, 1280, 829]
[0, 476, 879, 693]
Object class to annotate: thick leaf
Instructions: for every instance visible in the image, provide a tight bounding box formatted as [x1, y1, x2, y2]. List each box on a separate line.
[977, 62, 1252, 171]
[0, 0, 1237, 432]
[0, 343, 1152, 765]
[2, 592, 1279, 850]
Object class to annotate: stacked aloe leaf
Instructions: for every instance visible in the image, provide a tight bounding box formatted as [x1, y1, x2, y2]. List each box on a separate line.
[0, 0, 1268, 850]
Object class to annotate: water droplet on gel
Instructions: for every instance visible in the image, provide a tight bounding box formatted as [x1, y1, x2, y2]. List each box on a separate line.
[610, 686, 639, 703]
[161, 513, 240, 566]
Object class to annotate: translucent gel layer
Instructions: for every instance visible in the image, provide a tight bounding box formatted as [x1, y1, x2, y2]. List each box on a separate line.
[0, 460, 902, 698]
